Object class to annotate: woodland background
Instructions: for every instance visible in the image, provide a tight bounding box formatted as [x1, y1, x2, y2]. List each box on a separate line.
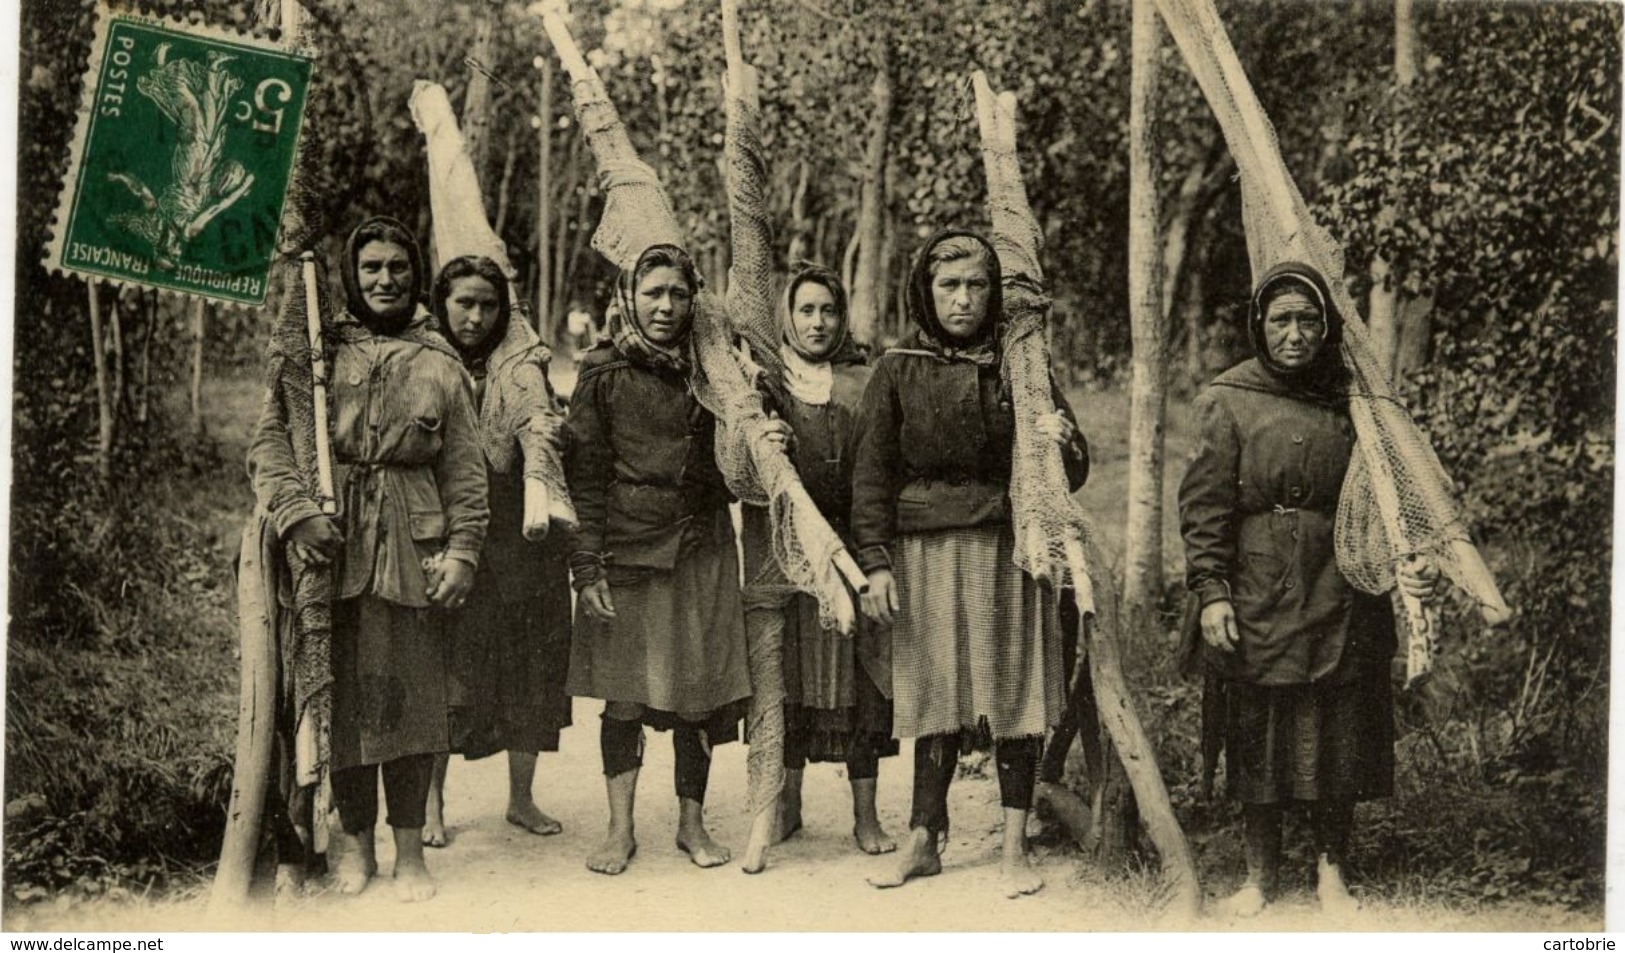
[6, 0, 1618, 918]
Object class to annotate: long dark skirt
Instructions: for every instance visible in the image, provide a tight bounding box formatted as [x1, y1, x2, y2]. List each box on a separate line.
[445, 546, 573, 758]
[782, 593, 897, 764]
[566, 510, 751, 740]
[1219, 657, 1395, 804]
[330, 595, 448, 771]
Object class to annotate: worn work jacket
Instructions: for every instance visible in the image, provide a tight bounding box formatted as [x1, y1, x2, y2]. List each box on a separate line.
[563, 344, 733, 573]
[1179, 359, 1395, 685]
[248, 311, 489, 608]
[850, 351, 1088, 574]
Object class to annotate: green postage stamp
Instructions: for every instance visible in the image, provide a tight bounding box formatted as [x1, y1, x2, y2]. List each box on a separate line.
[46, 4, 312, 306]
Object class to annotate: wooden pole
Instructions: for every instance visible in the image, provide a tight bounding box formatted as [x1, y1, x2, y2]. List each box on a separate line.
[1124, 0, 1167, 631]
[535, 56, 553, 333]
[463, 0, 497, 190]
[87, 283, 113, 483]
[190, 299, 207, 436]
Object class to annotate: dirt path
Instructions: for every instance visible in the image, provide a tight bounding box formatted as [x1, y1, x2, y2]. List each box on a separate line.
[19, 706, 1596, 932]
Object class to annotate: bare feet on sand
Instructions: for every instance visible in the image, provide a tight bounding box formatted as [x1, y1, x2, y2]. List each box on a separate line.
[1217, 882, 1268, 918]
[586, 826, 637, 875]
[866, 827, 941, 888]
[853, 818, 897, 855]
[393, 828, 437, 902]
[1317, 855, 1361, 917]
[999, 815, 1044, 898]
[332, 829, 377, 895]
[506, 800, 563, 836]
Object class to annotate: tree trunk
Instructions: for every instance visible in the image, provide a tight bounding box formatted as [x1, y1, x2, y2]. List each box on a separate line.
[1123, 0, 1167, 636]
[493, 127, 519, 237]
[786, 160, 812, 264]
[536, 59, 554, 330]
[109, 289, 127, 416]
[848, 44, 892, 346]
[1181, 233, 1210, 391]
[87, 283, 114, 483]
[1369, 0, 1420, 378]
[136, 290, 156, 424]
[1394, 291, 1434, 383]
[191, 298, 208, 437]
[462, 1, 497, 196]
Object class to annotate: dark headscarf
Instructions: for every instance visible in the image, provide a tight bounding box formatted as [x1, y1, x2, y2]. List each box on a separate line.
[342, 216, 426, 337]
[432, 255, 511, 369]
[904, 229, 1005, 363]
[780, 262, 863, 366]
[1248, 261, 1347, 393]
[609, 244, 701, 373]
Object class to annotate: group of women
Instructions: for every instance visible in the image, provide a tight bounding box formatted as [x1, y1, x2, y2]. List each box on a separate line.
[248, 213, 1443, 914]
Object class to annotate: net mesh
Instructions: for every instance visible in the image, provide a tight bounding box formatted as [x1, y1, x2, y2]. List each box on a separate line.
[562, 69, 856, 634]
[1153, 0, 1510, 681]
[974, 84, 1099, 613]
[410, 80, 576, 527]
[722, 71, 789, 817]
[261, 253, 333, 805]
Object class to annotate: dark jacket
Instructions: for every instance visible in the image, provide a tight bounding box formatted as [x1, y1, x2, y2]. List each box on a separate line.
[849, 352, 1087, 573]
[563, 343, 733, 581]
[1178, 358, 1393, 685]
[759, 361, 871, 542]
[850, 229, 1087, 574]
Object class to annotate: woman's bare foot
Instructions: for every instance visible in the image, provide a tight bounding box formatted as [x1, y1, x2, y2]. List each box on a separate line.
[332, 829, 376, 895]
[676, 796, 730, 868]
[274, 863, 305, 902]
[586, 826, 637, 875]
[999, 851, 1045, 898]
[423, 755, 449, 848]
[866, 827, 941, 888]
[392, 828, 437, 903]
[741, 805, 776, 874]
[1217, 881, 1268, 918]
[851, 778, 895, 855]
[853, 819, 897, 855]
[999, 810, 1044, 898]
[1316, 855, 1361, 917]
[506, 800, 563, 836]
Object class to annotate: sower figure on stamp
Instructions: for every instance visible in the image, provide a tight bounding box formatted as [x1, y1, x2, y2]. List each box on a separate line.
[852, 231, 1088, 898]
[1178, 263, 1442, 918]
[423, 255, 576, 847]
[248, 216, 488, 902]
[564, 244, 781, 875]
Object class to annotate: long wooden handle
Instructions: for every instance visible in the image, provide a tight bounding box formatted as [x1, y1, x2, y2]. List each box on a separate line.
[537, 6, 594, 85]
[301, 252, 336, 516]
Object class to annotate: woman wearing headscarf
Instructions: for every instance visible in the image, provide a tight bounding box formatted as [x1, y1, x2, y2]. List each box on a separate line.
[421, 255, 574, 846]
[1179, 262, 1440, 917]
[565, 243, 782, 875]
[852, 230, 1088, 898]
[247, 216, 487, 902]
[738, 264, 899, 874]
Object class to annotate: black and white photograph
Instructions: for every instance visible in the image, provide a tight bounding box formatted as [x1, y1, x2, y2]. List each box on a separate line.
[4, 0, 1617, 938]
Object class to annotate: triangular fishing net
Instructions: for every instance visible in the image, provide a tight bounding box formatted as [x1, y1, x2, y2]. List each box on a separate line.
[1152, 0, 1510, 681]
[554, 54, 857, 634]
[410, 80, 576, 527]
[973, 80, 1099, 613]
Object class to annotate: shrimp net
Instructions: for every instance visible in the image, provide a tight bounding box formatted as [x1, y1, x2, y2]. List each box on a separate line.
[410, 81, 576, 527]
[975, 87, 1100, 614]
[563, 69, 856, 636]
[1152, 0, 1510, 680]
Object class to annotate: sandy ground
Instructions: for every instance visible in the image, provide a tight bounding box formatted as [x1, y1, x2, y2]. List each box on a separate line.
[10, 698, 1600, 933]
